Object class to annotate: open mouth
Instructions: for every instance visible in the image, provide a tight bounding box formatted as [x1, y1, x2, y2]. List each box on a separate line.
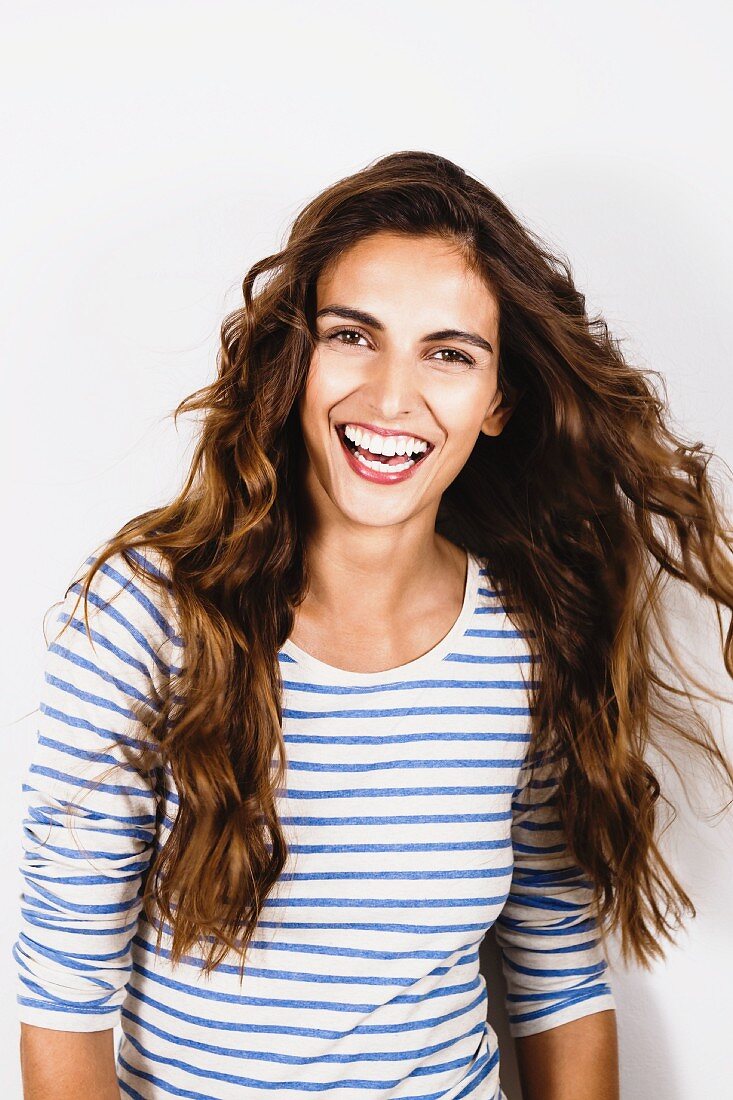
[335, 424, 434, 471]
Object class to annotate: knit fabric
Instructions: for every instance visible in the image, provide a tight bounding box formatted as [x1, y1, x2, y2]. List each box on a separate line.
[13, 546, 615, 1098]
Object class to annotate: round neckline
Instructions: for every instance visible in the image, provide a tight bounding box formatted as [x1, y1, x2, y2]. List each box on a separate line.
[280, 548, 482, 684]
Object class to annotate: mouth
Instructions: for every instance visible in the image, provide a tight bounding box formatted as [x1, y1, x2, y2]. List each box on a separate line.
[334, 424, 435, 482]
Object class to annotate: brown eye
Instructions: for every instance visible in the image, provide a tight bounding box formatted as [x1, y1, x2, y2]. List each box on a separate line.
[432, 348, 475, 367]
[325, 328, 370, 346]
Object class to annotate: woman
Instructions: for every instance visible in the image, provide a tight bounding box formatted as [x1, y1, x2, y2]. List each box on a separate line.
[15, 151, 733, 1100]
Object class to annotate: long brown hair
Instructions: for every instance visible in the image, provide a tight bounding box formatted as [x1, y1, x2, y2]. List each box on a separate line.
[63, 150, 733, 978]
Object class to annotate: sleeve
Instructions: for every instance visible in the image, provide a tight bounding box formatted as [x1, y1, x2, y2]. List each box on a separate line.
[493, 748, 617, 1038]
[12, 546, 178, 1032]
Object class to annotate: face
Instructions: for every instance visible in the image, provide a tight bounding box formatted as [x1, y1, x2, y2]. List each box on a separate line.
[297, 231, 516, 535]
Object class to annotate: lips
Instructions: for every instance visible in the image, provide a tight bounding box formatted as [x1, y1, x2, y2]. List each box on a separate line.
[334, 424, 433, 484]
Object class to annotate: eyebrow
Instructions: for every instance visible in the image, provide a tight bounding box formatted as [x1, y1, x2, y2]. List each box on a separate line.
[315, 305, 494, 355]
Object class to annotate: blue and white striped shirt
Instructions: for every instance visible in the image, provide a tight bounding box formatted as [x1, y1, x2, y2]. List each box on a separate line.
[13, 545, 616, 1099]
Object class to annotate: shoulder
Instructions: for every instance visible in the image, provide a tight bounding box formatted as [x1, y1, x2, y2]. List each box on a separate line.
[54, 542, 182, 663]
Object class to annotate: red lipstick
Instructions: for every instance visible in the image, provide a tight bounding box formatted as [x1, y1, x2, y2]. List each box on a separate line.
[334, 424, 433, 485]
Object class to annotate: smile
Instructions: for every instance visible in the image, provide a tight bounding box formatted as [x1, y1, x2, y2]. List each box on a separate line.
[334, 424, 434, 485]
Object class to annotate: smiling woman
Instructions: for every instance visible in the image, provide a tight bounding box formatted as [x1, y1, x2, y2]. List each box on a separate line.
[14, 151, 733, 1100]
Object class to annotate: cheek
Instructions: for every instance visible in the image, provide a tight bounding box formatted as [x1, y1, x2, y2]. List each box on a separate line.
[298, 361, 328, 436]
[440, 395, 491, 447]
[300, 354, 346, 419]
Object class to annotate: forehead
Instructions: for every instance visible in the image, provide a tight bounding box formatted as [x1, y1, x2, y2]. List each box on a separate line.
[316, 232, 499, 334]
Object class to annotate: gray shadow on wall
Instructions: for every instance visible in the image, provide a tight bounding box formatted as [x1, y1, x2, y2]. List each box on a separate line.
[611, 958, 686, 1099]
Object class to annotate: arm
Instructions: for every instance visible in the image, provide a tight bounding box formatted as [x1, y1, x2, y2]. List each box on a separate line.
[20, 1025, 120, 1099]
[493, 748, 619, 1095]
[12, 548, 177, 1089]
[514, 1009, 619, 1100]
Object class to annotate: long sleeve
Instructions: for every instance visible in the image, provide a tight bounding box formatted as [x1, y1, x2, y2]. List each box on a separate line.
[12, 547, 178, 1032]
[493, 748, 617, 1039]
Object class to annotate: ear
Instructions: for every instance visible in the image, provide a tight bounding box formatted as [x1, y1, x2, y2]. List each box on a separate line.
[479, 385, 524, 438]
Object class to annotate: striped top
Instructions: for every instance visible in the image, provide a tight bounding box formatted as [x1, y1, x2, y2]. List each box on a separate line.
[14, 545, 616, 1099]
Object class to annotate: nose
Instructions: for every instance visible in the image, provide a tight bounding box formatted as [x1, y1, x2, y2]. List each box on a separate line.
[363, 348, 420, 422]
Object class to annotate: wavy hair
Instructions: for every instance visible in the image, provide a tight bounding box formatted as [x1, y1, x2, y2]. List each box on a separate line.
[63, 150, 733, 977]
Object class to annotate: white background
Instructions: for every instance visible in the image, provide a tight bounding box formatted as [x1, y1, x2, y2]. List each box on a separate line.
[2, 2, 732, 1096]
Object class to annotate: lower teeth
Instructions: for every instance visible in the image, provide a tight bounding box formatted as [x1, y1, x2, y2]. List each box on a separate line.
[354, 450, 416, 473]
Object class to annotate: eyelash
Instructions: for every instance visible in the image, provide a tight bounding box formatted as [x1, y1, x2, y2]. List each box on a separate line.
[323, 327, 476, 367]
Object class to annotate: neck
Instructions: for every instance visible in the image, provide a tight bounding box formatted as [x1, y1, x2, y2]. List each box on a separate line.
[299, 529, 464, 624]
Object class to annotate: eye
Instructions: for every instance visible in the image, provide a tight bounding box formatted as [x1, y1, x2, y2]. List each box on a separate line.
[431, 347, 475, 367]
[324, 327, 371, 347]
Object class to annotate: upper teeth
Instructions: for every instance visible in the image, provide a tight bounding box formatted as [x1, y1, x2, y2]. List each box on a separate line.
[343, 424, 429, 457]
